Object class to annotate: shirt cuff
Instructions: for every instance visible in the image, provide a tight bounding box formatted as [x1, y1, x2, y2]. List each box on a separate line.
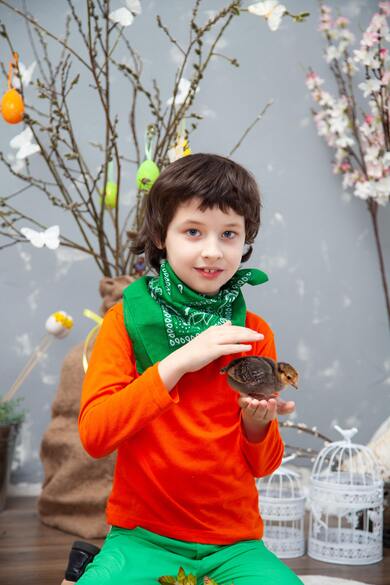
[239, 412, 276, 447]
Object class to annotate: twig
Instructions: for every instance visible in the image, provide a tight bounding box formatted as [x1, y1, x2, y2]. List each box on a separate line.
[228, 100, 274, 157]
[280, 420, 333, 444]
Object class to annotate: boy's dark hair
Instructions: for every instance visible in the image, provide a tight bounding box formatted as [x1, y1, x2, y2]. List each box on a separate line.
[130, 153, 262, 274]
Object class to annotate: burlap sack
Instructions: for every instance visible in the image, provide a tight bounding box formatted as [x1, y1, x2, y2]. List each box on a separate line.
[38, 275, 134, 538]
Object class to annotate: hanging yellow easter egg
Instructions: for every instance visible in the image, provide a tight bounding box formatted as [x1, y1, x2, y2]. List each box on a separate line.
[136, 160, 160, 191]
[1, 88, 24, 124]
[101, 181, 118, 208]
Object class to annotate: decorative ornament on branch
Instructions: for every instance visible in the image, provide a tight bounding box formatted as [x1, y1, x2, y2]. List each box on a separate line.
[306, 2, 390, 328]
[0, 310, 74, 405]
[0, 51, 24, 124]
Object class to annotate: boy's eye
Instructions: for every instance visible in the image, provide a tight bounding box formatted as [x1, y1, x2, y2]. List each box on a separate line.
[223, 230, 236, 239]
[186, 229, 200, 236]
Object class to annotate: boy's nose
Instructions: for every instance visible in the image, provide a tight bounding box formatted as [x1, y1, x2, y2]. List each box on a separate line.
[201, 239, 223, 259]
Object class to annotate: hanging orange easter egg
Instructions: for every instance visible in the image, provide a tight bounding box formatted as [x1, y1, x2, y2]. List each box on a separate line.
[1, 88, 24, 124]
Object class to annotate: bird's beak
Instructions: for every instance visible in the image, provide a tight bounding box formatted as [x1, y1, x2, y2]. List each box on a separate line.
[291, 383, 298, 389]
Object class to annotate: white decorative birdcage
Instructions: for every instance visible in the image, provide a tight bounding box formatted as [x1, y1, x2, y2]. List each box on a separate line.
[308, 425, 383, 565]
[257, 455, 305, 558]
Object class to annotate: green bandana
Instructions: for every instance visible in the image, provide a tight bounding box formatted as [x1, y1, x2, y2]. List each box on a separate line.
[122, 260, 268, 374]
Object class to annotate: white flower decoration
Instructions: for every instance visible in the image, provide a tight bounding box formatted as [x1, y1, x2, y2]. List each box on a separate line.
[325, 45, 342, 63]
[318, 92, 334, 107]
[329, 114, 348, 134]
[375, 176, 390, 205]
[354, 179, 390, 205]
[335, 134, 354, 148]
[358, 78, 381, 98]
[20, 225, 60, 250]
[109, 0, 141, 27]
[305, 72, 324, 91]
[364, 145, 381, 164]
[10, 127, 40, 160]
[354, 180, 376, 201]
[248, 1, 287, 31]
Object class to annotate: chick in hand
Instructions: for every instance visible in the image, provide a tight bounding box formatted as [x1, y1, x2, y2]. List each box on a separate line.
[220, 356, 298, 400]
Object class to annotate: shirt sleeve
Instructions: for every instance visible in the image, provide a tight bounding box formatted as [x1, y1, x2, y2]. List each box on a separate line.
[238, 314, 285, 478]
[78, 303, 179, 458]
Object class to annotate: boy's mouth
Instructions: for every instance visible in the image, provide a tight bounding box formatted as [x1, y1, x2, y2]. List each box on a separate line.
[194, 267, 223, 279]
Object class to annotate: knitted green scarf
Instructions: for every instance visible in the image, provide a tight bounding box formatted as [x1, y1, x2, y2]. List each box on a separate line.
[122, 259, 268, 374]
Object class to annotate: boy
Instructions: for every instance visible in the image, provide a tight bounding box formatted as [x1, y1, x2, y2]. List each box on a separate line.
[66, 153, 301, 584]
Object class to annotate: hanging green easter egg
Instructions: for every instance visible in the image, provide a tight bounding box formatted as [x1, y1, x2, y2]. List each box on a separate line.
[136, 160, 160, 191]
[100, 181, 118, 209]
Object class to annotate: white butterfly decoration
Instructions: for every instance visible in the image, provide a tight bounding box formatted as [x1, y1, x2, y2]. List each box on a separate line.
[12, 61, 37, 89]
[10, 127, 40, 160]
[6, 153, 25, 173]
[167, 78, 199, 107]
[247, 1, 286, 31]
[20, 225, 61, 250]
[109, 0, 142, 27]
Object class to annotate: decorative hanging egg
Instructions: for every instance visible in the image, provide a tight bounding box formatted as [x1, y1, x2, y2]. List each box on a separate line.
[136, 160, 160, 191]
[1, 88, 24, 124]
[101, 180, 118, 208]
[45, 311, 74, 339]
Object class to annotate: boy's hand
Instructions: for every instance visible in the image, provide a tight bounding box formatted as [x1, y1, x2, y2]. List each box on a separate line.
[238, 394, 295, 442]
[238, 394, 296, 420]
[175, 321, 264, 375]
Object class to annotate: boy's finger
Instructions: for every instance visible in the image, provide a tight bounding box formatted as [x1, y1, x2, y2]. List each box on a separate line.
[237, 396, 251, 409]
[264, 399, 276, 420]
[277, 400, 296, 415]
[220, 322, 264, 339]
[255, 399, 268, 417]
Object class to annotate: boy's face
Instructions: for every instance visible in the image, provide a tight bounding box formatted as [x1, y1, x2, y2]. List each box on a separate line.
[160, 197, 246, 296]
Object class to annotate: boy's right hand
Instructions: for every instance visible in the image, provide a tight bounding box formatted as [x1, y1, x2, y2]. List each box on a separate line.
[175, 321, 264, 374]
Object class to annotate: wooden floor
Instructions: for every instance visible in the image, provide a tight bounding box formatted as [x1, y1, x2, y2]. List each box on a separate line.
[0, 497, 389, 585]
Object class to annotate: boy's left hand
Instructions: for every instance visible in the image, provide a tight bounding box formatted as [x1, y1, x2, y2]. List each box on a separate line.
[238, 393, 296, 424]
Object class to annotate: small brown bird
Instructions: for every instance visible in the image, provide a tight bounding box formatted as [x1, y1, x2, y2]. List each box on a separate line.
[220, 356, 299, 399]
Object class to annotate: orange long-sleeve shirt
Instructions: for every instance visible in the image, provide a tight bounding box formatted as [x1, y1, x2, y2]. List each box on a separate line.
[79, 302, 284, 544]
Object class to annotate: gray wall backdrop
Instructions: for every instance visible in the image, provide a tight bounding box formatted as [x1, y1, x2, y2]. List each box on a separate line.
[0, 0, 389, 491]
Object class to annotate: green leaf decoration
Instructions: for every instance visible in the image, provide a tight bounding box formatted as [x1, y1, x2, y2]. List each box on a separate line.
[158, 567, 235, 585]
[158, 576, 177, 585]
[158, 567, 198, 585]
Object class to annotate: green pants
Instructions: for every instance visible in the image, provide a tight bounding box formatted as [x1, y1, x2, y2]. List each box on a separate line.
[78, 525, 303, 585]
